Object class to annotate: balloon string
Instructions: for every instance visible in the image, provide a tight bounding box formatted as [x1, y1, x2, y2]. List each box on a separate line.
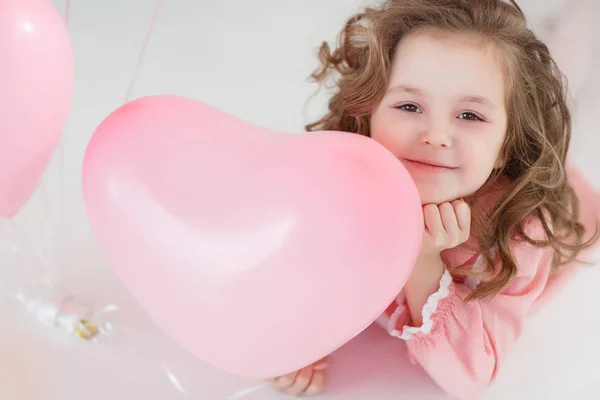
[49, 0, 73, 286]
[31, 0, 73, 291]
[65, 0, 71, 26]
[8, 219, 49, 273]
[33, 164, 65, 290]
[123, 0, 164, 103]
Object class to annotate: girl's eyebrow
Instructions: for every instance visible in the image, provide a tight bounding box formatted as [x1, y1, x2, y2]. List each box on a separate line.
[387, 84, 425, 96]
[459, 96, 497, 110]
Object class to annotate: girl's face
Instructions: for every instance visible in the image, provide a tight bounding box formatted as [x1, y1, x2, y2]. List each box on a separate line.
[370, 31, 508, 205]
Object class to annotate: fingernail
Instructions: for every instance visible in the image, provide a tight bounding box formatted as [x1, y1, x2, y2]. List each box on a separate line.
[313, 363, 328, 371]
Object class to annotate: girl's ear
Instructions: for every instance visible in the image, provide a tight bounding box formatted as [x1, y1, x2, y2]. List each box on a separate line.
[544, 0, 595, 101]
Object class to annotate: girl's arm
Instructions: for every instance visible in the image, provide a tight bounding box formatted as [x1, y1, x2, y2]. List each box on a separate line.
[389, 218, 554, 400]
[403, 253, 446, 327]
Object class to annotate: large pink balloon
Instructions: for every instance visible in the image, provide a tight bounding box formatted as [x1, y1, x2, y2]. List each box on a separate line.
[0, 0, 74, 217]
[82, 95, 423, 378]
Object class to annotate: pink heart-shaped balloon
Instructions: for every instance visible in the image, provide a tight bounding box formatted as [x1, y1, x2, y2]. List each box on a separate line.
[83, 95, 422, 377]
[0, 0, 74, 218]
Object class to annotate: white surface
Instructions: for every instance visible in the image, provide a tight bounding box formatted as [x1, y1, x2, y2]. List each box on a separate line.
[1, 0, 599, 399]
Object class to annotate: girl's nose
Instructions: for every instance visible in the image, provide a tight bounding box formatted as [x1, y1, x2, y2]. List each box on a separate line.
[419, 124, 452, 148]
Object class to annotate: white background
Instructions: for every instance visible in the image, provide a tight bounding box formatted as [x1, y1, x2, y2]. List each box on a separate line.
[1, 0, 599, 399]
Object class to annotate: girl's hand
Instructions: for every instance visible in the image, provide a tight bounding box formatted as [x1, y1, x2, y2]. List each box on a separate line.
[420, 199, 471, 257]
[404, 200, 471, 326]
[267, 357, 328, 397]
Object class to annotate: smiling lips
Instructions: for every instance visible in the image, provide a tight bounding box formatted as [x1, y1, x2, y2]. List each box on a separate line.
[404, 158, 457, 173]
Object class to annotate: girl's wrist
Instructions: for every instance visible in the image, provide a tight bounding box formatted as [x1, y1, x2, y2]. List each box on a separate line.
[415, 250, 443, 266]
[406, 252, 444, 290]
[404, 252, 446, 327]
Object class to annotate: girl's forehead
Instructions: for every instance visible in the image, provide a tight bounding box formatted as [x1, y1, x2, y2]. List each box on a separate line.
[388, 32, 507, 103]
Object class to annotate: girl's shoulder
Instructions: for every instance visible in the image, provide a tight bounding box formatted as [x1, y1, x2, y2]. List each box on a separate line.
[514, 209, 553, 243]
[474, 176, 553, 243]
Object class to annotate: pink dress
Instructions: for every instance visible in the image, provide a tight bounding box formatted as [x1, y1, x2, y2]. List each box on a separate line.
[375, 166, 600, 400]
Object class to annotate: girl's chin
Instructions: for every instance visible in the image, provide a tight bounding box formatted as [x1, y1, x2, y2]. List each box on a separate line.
[417, 191, 463, 206]
[414, 182, 475, 205]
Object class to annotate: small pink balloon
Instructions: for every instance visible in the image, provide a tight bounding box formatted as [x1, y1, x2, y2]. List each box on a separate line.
[82, 95, 423, 378]
[0, 0, 74, 217]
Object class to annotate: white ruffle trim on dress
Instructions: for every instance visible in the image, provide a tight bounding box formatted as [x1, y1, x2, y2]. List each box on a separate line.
[389, 268, 453, 340]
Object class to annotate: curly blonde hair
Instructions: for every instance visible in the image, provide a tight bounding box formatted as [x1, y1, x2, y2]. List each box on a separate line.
[306, 0, 599, 300]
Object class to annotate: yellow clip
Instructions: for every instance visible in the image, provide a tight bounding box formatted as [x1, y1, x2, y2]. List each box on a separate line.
[74, 319, 100, 340]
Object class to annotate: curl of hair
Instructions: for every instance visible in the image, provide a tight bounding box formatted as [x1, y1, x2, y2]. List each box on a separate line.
[306, 0, 599, 300]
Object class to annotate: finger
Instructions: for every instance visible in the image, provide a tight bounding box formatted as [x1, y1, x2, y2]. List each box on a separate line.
[272, 370, 299, 392]
[286, 365, 313, 397]
[423, 204, 443, 236]
[451, 200, 471, 233]
[439, 202, 459, 236]
[312, 356, 328, 371]
[304, 370, 325, 396]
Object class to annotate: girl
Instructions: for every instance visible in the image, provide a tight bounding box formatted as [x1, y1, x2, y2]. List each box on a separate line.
[270, 0, 599, 398]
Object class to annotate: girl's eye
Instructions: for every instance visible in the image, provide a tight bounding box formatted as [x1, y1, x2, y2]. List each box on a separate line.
[458, 112, 483, 122]
[396, 104, 422, 113]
